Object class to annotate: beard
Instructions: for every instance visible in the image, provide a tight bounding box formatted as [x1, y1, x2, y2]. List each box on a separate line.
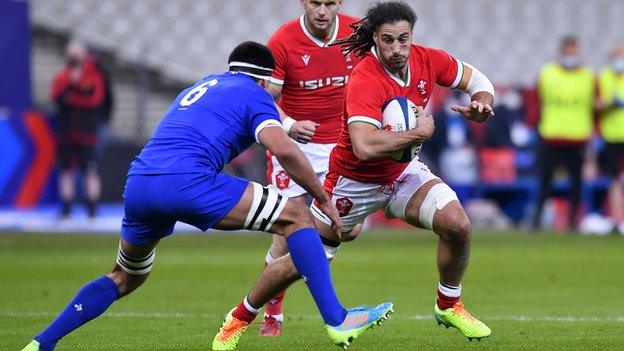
[386, 54, 408, 72]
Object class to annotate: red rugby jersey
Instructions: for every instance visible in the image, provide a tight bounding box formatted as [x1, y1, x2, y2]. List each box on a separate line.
[267, 13, 359, 143]
[330, 44, 463, 183]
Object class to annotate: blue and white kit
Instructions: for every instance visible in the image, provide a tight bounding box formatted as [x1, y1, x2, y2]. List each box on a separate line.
[122, 72, 282, 245]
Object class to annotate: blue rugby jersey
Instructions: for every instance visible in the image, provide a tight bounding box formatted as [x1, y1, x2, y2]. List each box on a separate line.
[129, 72, 281, 175]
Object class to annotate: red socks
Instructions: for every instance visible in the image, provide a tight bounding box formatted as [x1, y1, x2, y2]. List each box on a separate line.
[232, 297, 259, 324]
[265, 289, 286, 316]
[436, 282, 462, 310]
[264, 252, 286, 317]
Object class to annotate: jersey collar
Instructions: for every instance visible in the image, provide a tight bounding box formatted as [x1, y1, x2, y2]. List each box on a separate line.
[371, 46, 411, 87]
[299, 14, 340, 48]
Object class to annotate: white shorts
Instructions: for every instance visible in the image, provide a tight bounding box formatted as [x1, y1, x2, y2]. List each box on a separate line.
[311, 159, 440, 232]
[267, 141, 336, 197]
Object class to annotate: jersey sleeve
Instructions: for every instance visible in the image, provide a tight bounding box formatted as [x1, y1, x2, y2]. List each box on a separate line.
[267, 33, 287, 86]
[344, 75, 384, 129]
[246, 89, 282, 143]
[428, 48, 462, 88]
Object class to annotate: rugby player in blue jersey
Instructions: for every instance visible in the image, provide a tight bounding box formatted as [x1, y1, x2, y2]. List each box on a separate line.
[19, 41, 392, 351]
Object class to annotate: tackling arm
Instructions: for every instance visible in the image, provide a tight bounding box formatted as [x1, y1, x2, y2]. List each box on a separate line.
[258, 126, 343, 235]
[258, 126, 328, 203]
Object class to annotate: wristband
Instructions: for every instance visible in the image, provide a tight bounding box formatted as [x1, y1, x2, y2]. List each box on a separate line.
[282, 117, 296, 133]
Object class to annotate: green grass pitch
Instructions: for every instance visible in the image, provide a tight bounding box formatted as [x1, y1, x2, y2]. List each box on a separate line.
[1, 230, 623, 350]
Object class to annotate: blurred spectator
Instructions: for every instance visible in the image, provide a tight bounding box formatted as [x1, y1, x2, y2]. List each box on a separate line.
[530, 36, 596, 231]
[93, 56, 114, 161]
[598, 43, 624, 234]
[50, 39, 106, 218]
[486, 87, 526, 148]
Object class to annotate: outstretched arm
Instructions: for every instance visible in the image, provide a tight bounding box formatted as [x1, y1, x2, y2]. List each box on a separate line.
[450, 62, 495, 123]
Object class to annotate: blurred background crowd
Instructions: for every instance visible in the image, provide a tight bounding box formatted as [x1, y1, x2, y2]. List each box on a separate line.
[1, 0, 624, 235]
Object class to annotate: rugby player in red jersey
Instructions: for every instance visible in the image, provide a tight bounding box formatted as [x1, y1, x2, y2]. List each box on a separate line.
[308, 1, 495, 340]
[260, 0, 361, 336]
[213, 1, 495, 345]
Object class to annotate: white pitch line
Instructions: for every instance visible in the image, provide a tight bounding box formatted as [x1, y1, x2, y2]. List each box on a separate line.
[2, 311, 623, 323]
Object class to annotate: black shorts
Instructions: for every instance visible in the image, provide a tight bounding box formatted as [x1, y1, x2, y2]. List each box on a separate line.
[604, 143, 624, 177]
[58, 143, 97, 172]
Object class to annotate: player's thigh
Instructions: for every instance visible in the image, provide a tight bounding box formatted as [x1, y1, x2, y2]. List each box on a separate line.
[310, 171, 387, 239]
[401, 179, 466, 234]
[121, 174, 177, 245]
[384, 158, 464, 232]
[212, 181, 255, 229]
[385, 159, 442, 227]
[212, 177, 301, 234]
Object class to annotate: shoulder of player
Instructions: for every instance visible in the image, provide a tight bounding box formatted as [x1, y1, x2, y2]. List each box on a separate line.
[337, 13, 360, 27]
[268, 17, 301, 43]
[336, 13, 359, 37]
[409, 44, 459, 70]
[410, 44, 451, 59]
[349, 57, 386, 88]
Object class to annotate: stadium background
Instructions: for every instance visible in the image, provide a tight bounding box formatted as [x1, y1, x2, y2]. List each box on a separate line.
[1, 1, 624, 350]
[2, 0, 624, 233]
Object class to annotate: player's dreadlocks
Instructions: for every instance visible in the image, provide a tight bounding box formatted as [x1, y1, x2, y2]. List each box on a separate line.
[334, 1, 417, 57]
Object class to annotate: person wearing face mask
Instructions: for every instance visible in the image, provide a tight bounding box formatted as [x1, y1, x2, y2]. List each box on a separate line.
[531, 35, 596, 232]
[598, 43, 624, 234]
[50, 38, 107, 219]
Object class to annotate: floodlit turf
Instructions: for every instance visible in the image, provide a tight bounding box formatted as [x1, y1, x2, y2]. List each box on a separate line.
[1, 230, 623, 351]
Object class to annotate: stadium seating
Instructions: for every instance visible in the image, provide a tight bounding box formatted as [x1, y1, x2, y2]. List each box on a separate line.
[30, 0, 624, 86]
[29, 0, 624, 137]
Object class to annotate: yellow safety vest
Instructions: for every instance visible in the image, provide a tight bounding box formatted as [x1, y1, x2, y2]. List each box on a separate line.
[599, 67, 624, 142]
[538, 62, 595, 141]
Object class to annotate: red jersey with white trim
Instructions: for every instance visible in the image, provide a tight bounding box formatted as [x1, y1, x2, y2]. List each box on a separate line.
[330, 44, 462, 183]
[267, 14, 360, 143]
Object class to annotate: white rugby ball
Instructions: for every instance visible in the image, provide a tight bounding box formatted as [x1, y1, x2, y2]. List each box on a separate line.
[382, 97, 422, 163]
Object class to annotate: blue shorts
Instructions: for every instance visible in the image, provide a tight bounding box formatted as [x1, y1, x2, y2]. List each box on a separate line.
[121, 172, 248, 245]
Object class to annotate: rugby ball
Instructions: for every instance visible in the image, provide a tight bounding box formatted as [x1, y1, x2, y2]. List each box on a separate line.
[382, 97, 422, 163]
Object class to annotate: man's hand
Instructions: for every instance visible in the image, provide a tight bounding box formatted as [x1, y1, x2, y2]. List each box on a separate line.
[288, 120, 319, 143]
[413, 109, 435, 141]
[451, 100, 494, 122]
[315, 199, 344, 241]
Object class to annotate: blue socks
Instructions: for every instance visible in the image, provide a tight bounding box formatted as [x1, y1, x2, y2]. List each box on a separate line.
[31, 230, 346, 349]
[35, 276, 120, 351]
[286, 227, 347, 326]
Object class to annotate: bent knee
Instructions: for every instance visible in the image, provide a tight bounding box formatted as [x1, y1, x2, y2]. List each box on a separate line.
[437, 212, 471, 243]
[272, 197, 315, 235]
[451, 215, 472, 239]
